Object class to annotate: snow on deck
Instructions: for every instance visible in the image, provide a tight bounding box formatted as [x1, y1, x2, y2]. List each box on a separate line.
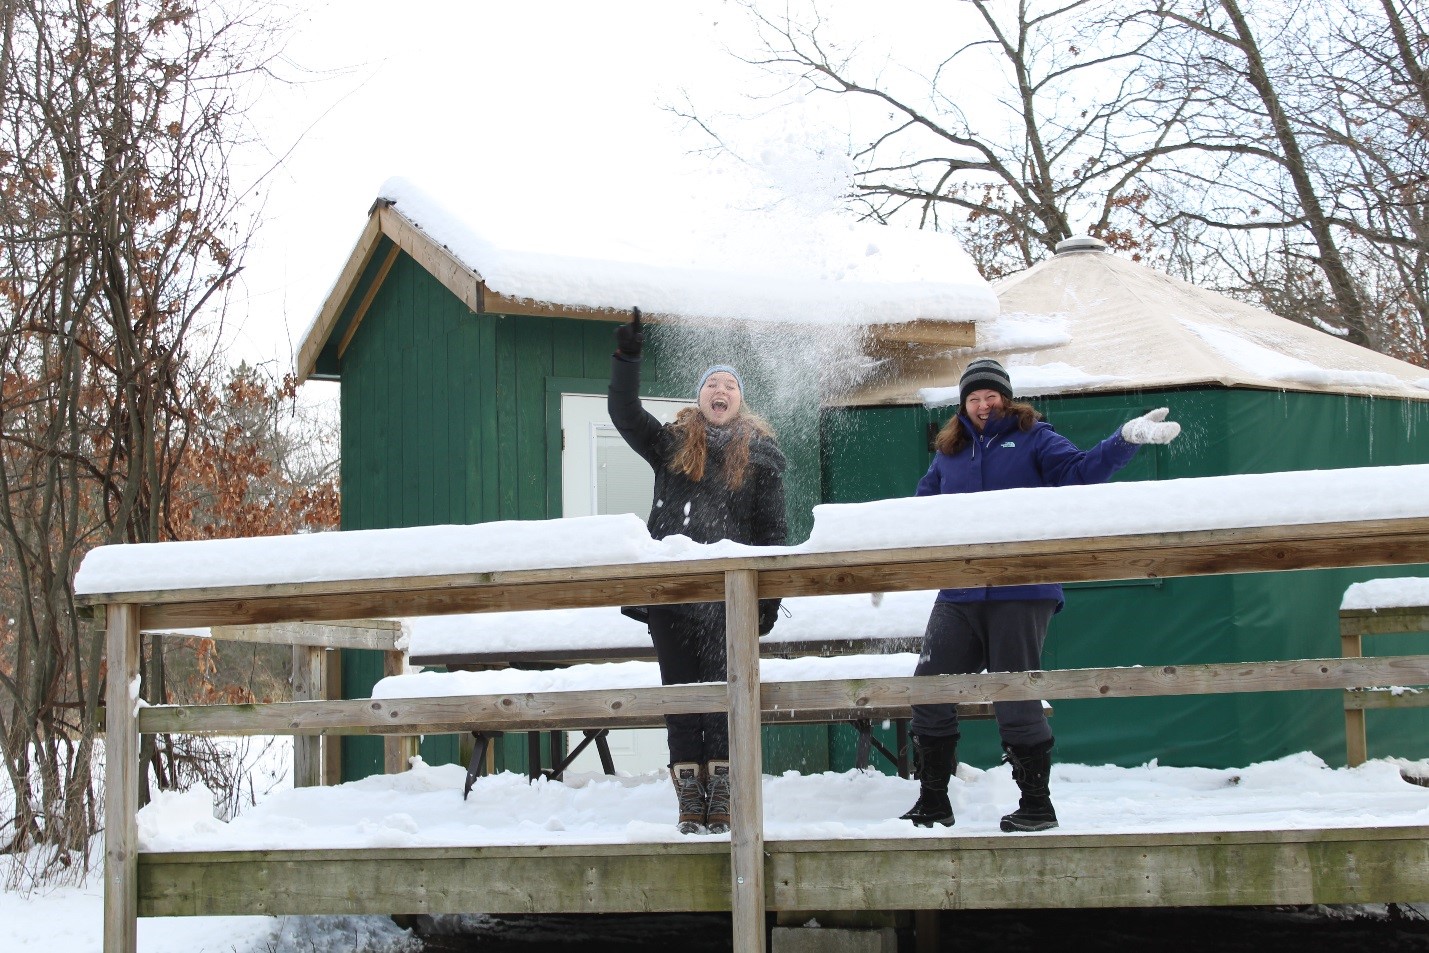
[1342, 577, 1429, 611]
[136, 753, 1429, 853]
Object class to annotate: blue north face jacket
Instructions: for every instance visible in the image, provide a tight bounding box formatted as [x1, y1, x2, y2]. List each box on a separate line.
[916, 410, 1142, 610]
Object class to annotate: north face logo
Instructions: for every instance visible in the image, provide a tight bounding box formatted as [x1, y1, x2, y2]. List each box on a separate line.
[1000, 440, 1016, 448]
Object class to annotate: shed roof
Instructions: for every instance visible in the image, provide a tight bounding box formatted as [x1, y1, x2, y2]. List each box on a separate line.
[837, 237, 1429, 406]
[296, 178, 998, 382]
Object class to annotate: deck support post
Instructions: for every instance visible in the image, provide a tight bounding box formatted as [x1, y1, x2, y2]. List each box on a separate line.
[726, 568, 766, 953]
[104, 603, 141, 953]
[292, 645, 326, 786]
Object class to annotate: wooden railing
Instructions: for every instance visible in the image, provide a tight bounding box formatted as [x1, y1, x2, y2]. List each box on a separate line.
[1340, 602, 1429, 767]
[84, 516, 1429, 953]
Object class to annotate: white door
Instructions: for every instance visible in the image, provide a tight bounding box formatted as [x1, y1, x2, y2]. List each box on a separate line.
[561, 393, 689, 775]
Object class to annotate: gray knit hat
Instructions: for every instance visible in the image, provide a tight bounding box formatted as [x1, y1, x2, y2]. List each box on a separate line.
[959, 358, 1013, 405]
[697, 364, 744, 397]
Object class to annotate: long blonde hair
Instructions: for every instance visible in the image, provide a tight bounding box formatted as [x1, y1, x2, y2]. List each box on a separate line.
[670, 406, 776, 490]
[934, 400, 1042, 455]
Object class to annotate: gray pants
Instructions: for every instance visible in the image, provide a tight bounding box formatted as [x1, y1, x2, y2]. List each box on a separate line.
[909, 599, 1057, 748]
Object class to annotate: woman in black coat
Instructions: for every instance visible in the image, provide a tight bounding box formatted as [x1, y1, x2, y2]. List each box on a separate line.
[608, 309, 787, 835]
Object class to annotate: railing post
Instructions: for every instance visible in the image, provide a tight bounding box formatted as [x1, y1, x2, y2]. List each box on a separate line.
[383, 648, 418, 774]
[1341, 613, 1368, 767]
[725, 568, 765, 953]
[104, 603, 141, 953]
[292, 645, 326, 787]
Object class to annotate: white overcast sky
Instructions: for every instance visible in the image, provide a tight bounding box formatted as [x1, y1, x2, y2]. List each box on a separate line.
[225, 0, 1002, 374]
[229, 0, 795, 370]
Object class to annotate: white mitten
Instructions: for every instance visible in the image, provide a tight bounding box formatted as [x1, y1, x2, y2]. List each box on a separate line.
[1121, 407, 1181, 445]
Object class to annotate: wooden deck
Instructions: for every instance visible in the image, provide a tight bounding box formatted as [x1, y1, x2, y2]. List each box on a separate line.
[81, 516, 1429, 953]
[138, 826, 1429, 917]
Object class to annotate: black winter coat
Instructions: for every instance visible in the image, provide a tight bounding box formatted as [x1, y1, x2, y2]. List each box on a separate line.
[609, 355, 788, 630]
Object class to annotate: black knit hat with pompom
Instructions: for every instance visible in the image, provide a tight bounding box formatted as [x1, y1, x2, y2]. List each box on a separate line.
[959, 358, 1013, 405]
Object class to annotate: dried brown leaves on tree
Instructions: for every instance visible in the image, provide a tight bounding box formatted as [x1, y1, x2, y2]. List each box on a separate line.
[0, 0, 329, 882]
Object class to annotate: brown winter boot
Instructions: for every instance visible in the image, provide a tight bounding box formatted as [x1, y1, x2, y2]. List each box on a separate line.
[704, 760, 731, 834]
[671, 762, 707, 835]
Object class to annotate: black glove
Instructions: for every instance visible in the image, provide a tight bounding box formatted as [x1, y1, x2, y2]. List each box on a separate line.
[758, 598, 781, 636]
[615, 306, 644, 358]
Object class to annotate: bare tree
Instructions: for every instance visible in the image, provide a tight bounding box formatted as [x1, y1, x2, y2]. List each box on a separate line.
[702, 0, 1428, 366]
[1141, 0, 1375, 344]
[0, 0, 297, 879]
[682, 0, 1209, 277]
[1307, 0, 1429, 359]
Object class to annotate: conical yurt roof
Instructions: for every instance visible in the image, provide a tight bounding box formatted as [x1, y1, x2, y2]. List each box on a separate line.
[839, 237, 1429, 407]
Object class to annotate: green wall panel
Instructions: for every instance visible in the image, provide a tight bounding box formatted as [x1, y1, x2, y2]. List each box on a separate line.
[821, 388, 1429, 772]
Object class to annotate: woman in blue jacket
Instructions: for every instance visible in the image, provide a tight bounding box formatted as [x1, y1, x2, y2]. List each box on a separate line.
[900, 358, 1180, 833]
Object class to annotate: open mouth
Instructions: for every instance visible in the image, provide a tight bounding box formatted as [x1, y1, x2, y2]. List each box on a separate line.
[712, 398, 729, 413]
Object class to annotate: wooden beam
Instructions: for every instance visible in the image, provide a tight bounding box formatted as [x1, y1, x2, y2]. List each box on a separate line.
[297, 211, 384, 383]
[1340, 607, 1429, 637]
[135, 654, 1429, 737]
[135, 572, 728, 631]
[137, 697, 997, 735]
[409, 636, 926, 668]
[764, 828, 1429, 911]
[864, 318, 977, 348]
[104, 604, 141, 953]
[335, 244, 401, 360]
[210, 619, 403, 651]
[73, 517, 1429, 631]
[480, 287, 639, 321]
[754, 654, 1429, 713]
[725, 569, 765, 953]
[1344, 688, 1429, 710]
[139, 681, 732, 735]
[135, 827, 1429, 917]
[376, 204, 483, 313]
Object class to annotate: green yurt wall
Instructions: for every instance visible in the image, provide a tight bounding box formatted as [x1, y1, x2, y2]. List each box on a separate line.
[820, 387, 1429, 772]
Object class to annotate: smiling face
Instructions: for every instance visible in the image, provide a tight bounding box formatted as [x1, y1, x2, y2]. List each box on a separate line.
[698, 371, 743, 426]
[962, 388, 1006, 432]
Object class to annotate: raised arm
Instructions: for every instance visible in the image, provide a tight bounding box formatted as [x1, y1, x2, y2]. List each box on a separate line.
[608, 307, 665, 467]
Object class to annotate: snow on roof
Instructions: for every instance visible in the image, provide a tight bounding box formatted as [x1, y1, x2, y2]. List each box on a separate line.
[303, 176, 998, 342]
[845, 239, 1429, 406]
[73, 463, 1429, 599]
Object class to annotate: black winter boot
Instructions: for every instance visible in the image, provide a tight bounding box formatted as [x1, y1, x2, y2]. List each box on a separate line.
[899, 734, 958, 828]
[671, 762, 707, 835]
[999, 738, 1058, 832]
[704, 760, 731, 835]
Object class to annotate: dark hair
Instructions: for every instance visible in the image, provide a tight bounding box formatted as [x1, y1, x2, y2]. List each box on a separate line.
[933, 400, 1042, 455]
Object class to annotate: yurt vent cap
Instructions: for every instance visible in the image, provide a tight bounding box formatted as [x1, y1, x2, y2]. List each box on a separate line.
[1055, 235, 1108, 254]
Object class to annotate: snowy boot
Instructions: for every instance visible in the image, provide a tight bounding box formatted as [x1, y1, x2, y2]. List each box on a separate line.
[999, 738, 1058, 832]
[704, 760, 731, 835]
[899, 734, 958, 828]
[671, 762, 707, 835]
